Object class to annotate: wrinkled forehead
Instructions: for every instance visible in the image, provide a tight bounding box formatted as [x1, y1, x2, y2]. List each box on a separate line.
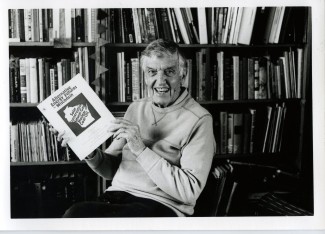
[143, 53, 179, 69]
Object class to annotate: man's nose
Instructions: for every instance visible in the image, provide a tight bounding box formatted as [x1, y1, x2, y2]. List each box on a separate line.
[156, 71, 167, 84]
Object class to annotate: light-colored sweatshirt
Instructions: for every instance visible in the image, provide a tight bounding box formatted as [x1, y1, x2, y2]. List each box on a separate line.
[85, 90, 216, 216]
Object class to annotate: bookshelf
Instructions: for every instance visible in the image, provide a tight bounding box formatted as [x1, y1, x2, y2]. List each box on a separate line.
[9, 7, 313, 217]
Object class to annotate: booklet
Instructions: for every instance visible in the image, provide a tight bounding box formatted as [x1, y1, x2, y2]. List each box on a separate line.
[37, 74, 115, 160]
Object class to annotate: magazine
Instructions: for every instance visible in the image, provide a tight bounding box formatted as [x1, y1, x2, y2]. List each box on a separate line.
[37, 74, 115, 160]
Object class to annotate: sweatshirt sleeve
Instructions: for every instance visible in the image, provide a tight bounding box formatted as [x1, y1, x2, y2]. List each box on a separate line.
[136, 115, 216, 205]
[84, 138, 125, 180]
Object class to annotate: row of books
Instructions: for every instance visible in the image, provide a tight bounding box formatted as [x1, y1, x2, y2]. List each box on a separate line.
[192, 48, 304, 101]
[9, 7, 308, 45]
[10, 120, 71, 163]
[195, 162, 237, 216]
[101, 7, 308, 45]
[206, 7, 308, 45]
[9, 47, 91, 103]
[113, 47, 304, 103]
[116, 52, 148, 102]
[215, 104, 286, 155]
[9, 9, 98, 43]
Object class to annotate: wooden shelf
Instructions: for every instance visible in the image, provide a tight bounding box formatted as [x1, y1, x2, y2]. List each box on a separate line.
[10, 103, 38, 107]
[10, 160, 86, 166]
[10, 98, 302, 108]
[9, 42, 96, 47]
[104, 43, 305, 48]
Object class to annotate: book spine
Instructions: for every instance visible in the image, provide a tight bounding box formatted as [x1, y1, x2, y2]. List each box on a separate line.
[167, 8, 177, 43]
[125, 62, 132, 102]
[37, 58, 44, 102]
[180, 8, 193, 44]
[145, 8, 157, 42]
[25, 9, 33, 41]
[223, 57, 233, 100]
[131, 58, 140, 101]
[197, 8, 208, 44]
[233, 113, 243, 154]
[9, 57, 17, 103]
[242, 112, 251, 154]
[237, 7, 257, 45]
[297, 48, 303, 98]
[173, 8, 190, 44]
[132, 9, 141, 43]
[18, 9, 25, 42]
[57, 61, 63, 88]
[75, 9, 82, 42]
[29, 58, 38, 103]
[254, 58, 259, 99]
[220, 111, 228, 154]
[249, 109, 256, 153]
[217, 51, 224, 100]
[47, 9, 53, 42]
[232, 56, 240, 100]
[258, 57, 268, 99]
[227, 113, 234, 154]
[19, 59, 27, 103]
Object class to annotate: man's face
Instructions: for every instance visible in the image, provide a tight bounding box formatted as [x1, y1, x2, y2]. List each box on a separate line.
[144, 54, 184, 108]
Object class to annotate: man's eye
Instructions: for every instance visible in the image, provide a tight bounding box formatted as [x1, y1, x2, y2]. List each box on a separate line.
[165, 69, 176, 76]
[148, 70, 157, 76]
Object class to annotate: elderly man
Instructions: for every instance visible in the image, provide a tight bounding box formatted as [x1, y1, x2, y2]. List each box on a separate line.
[58, 39, 216, 217]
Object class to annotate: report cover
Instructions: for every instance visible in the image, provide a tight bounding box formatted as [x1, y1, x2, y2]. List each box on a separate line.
[37, 74, 115, 160]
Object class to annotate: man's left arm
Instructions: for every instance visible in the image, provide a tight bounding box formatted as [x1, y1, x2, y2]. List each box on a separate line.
[136, 115, 216, 205]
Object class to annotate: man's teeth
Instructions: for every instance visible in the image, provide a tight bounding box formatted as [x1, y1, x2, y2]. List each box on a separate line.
[155, 88, 169, 93]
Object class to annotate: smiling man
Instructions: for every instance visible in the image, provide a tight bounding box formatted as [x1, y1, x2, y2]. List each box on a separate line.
[59, 39, 216, 217]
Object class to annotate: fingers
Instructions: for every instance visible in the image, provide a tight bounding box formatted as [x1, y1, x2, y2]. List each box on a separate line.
[57, 130, 66, 141]
[110, 118, 132, 125]
[49, 126, 58, 135]
[61, 137, 69, 147]
[114, 132, 128, 141]
[112, 128, 125, 139]
[50, 129, 69, 147]
[108, 119, 139, 134]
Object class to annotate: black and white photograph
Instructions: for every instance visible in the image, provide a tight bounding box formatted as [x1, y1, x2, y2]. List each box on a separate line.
[1, 0, 324, 231]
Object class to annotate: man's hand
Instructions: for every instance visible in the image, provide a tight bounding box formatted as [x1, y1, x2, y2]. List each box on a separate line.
[49, 124, 70, 147]
[108, 119, 146, 156]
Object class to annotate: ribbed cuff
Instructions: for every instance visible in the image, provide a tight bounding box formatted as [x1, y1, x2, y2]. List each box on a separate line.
[136, 147, 161, 173]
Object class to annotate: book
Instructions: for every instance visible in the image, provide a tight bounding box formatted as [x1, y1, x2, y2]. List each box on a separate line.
[262, 106, 273, 153]
[237, 7, 257, 45]
[251, 7, 271, 45]
[173, 8, 190, 44]
[38, 74, 116, 160]
[29, 58, 38, 103]
[249, 109, 257, 153]
[197, 8, 208, 44]
[253, 58, 259, 99]
[273, 7, 286, 44]
[220, 111, 228, 154]
[131, 58, 140, 101]
[258, 57, 268, 99]
[19, 58, 27, 103]
[232, 56, 240, 100]
[227, 113, 234, 154]
[263, 7, 277, 44]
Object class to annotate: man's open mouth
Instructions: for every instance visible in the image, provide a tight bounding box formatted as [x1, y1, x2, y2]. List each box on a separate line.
[154, 87, 170, 94]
